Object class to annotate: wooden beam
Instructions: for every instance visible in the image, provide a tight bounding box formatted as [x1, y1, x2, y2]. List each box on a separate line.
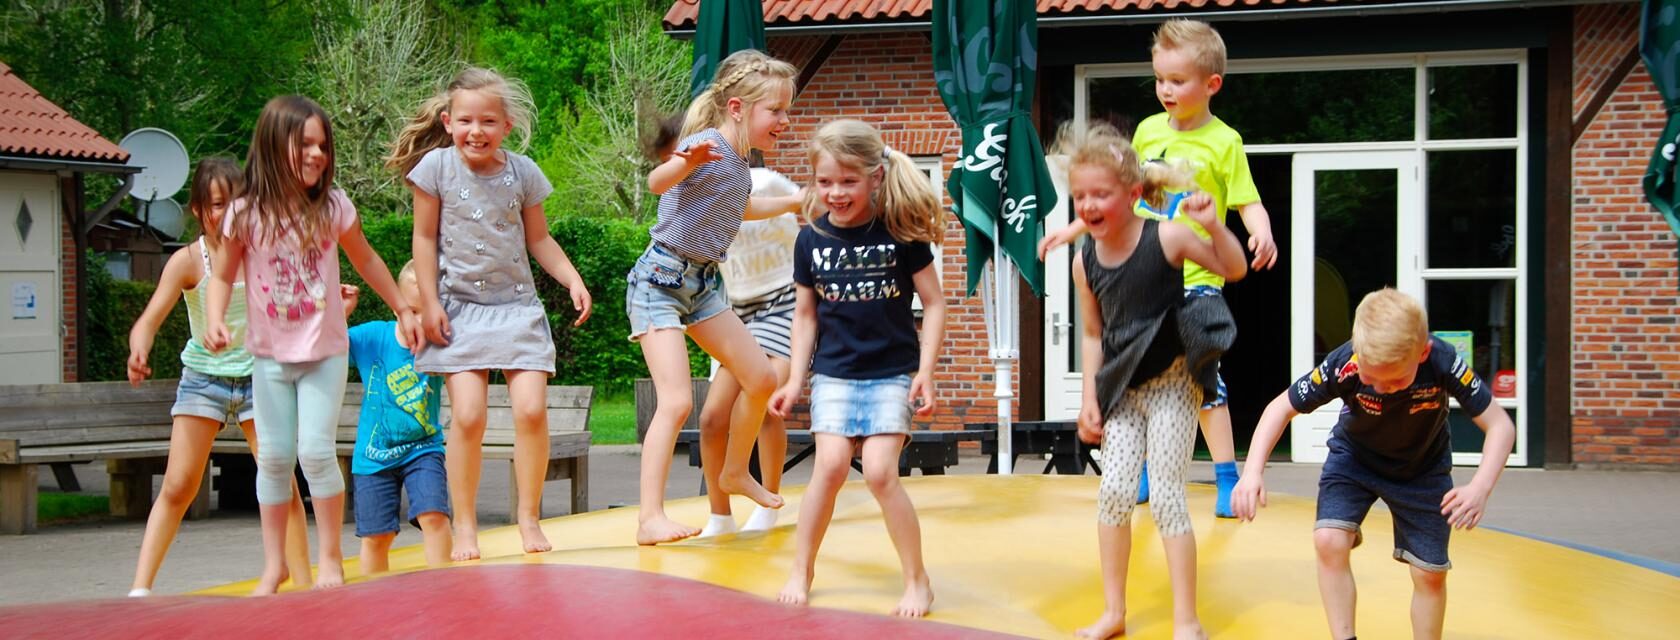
[1545, 8, 1574, 467]
[1571, 45, 1641, 146]
[796, 35, 845, 96]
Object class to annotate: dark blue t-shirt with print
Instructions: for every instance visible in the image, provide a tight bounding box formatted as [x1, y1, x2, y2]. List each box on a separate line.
[793, 215, 934, 379]
[1288, 336, 1494, 481]
[347, 321, 445, 475]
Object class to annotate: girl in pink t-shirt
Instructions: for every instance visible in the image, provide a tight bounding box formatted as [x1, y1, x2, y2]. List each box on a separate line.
[206, 95, 421, 595]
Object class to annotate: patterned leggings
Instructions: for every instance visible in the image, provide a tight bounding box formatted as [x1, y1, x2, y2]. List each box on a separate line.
[1097, 358, 1201, 537]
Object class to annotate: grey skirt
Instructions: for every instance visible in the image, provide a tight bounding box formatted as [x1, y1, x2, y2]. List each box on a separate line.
[415, 295, 555, 374]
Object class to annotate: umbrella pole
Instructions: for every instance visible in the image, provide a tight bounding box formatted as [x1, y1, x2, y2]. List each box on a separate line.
[992, 240, 1018, 476]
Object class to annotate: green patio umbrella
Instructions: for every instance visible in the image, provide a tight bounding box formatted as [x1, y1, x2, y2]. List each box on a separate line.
[932, 0, 1059, 474]
[690, 0, 768, 98]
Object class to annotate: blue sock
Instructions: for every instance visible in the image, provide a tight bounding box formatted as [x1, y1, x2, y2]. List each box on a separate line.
[1136, 467, 1150, 504]
[1214, 461, 1239, 518]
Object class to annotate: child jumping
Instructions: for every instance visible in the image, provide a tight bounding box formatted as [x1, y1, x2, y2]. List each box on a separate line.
[1062, 122, 1248, 639]
[768, 119, 947, 618]
[125, 157, 311, 596]
[388, 67, 593, 559]
[1041, 19, 1275, 518]
[634, 49, 802, 545]
[345, 261, 452, 572]
[1232, 289, 1516, 640]
[206, 95, 421, 594]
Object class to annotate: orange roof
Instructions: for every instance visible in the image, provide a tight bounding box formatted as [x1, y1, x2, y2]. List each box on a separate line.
[664, 0, 1340, 29]
[0, 61, 128, 163]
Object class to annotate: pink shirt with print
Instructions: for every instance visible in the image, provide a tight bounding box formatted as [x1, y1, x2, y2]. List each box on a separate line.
[222, 189, 358, 363]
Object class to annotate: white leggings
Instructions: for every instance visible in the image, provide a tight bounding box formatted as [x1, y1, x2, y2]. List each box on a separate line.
[1097, 358, 1201, 537]
[251, 354, 348, 505]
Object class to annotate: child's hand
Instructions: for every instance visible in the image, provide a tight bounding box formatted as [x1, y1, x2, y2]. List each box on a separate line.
[1179, 192, 1218, 231]
[1076, 400, 1103, 444]
[568, 283, 593, 327]
[204, 320, 231, 353]
[421, 300, 451, 346]
[674, 139, 724, 169]
[908, 373, 936, 416]
[768, 383, 800, 418]
[1248, 228, 1278, 271]
[125, 341, 152, 387]
[340, 283, 360, 316]
[1232, 474, 1267, 521]
[397, 307, 424, 357]
[1037, 225, 1078, 260]
[1441, 480, 1492, 530]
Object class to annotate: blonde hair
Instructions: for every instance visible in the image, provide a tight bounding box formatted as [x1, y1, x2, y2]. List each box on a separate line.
[1051, 121, 1193, 211]
[234, 95, 336, 250]
[385, 67, 538, 177]
[683, 50, 797, 156]
[804, 119, 945, 244]
[1152, 19, 1227, 77]
[187, 156, 242, 251]
[1352, 289, 1430, 366]
[397, 259, 419, 287]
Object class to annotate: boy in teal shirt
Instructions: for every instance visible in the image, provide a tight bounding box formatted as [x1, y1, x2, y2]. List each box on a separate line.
[1042, 19, 1275, 518]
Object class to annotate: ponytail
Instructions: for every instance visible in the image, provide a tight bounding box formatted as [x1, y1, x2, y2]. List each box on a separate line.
[1051, 121, 1193, 210]
[385, 92, 452, 177]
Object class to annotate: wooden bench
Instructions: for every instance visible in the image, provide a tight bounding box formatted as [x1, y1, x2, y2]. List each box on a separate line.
[0, 380, 194, 534]
[213, 383, 594, 518]
[973, 420, 1103, 475]
[674, 428, 993, 493]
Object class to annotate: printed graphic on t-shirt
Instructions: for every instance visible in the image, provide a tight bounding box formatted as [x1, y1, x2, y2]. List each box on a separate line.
[260, 244, 329, 322]
[809, 243, 902, 302]
[364, 361, 439, 464]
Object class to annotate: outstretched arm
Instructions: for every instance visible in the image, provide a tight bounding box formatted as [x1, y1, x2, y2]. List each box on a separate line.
[768, 284, 818, 417]
[1231, 391, 1299, 521]
[127, 248, 196, 384]
[1037, 219, 1090, 260]
[648, 139, 722, 195]
[342, 220, 421, 353]
[1441, 405, 1517, 530]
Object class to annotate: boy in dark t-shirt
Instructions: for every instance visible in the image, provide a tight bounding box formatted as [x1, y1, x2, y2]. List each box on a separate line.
[1231, 289, 1515, 640]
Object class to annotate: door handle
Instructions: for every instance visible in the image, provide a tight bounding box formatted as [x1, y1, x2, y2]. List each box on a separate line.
[1051, 312, 1072, 346]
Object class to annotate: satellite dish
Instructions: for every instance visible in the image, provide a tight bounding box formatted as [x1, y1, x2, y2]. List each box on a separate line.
[144, 198, 186, 239]
[119, 128, 190, 202]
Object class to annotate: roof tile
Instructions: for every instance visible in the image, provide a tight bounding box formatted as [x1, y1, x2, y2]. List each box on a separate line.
[665, 0, 1339, 29]
[0, 61, 128, 163]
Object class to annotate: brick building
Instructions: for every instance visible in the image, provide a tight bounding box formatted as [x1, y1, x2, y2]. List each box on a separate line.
[0, 61, 135, 384]
[664, 0, 1674, 469]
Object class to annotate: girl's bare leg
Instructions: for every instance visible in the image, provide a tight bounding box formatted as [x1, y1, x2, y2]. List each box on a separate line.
[696, 367, 742, 520]
[1077, 523, 1132, 639]
[688, 312, 780, 508]
[778, 434, 853, 606]
[506, 369, 554, 553]
[239, 420, 312, 589]
[445, 371, 490, 560]
[860, 435, 932, 617]
[131, 416, 221, 593]
[636, 328, 702, 545]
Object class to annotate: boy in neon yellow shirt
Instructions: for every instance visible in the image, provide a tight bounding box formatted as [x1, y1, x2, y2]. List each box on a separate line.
[1042, 19, 1275, 518]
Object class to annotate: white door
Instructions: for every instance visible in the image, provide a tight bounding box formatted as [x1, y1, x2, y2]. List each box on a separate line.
[1289, 152, 1422, 462]
[0, 172, 62, 384]
[1040, 156, 1082, 419]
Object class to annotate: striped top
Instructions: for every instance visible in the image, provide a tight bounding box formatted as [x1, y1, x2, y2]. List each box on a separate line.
[649, 128, 752, 263]
[180, 237, 253, 377]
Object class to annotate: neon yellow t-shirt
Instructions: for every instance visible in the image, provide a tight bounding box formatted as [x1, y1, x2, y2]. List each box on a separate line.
[1130, 113, 1261, 289]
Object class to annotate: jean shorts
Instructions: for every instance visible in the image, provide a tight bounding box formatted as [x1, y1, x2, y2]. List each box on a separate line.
[625, 243, 732, 340]
[171, 367, 255, 424]
[1315, 436, 1454, 572]
[808, 373, 913, 439]
[353, 452, 451, 537]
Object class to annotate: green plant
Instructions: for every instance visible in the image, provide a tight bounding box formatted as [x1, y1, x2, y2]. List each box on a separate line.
[38, 492, 109, 523]
[587, 391, 637, 444]
[83, 252, 192, 382]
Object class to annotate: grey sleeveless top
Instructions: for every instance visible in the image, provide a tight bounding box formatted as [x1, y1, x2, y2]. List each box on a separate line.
[1083, 220, 1183, 416]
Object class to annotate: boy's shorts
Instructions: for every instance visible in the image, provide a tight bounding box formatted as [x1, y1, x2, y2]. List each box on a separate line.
[1183, 286, 1228, 410]
[625, 242, 731, 341]
[353, 452, 450, 537]
[171, 367, 255, 424]
[1315, 436, 1453, 572]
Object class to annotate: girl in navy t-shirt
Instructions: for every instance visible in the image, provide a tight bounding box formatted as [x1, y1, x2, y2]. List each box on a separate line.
[768, 119, 947, 617]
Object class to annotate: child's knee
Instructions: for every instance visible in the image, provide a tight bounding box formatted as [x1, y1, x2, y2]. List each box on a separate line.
[863, 465, 899, 496]
[510, 397, 546, 429]
[737, 366, 776, 400]
[1410, 566, 1447, 594]
[1150, 498, 1193, 538]
[157, 472, 203, 506]
[363, 532, 396, 548]
[255, 448, 296, 475]
[1314, 527, 1358, 559]
[657, 394, 694, 424]
[416, 511, 450, 532]
[452, 404, 488, 432]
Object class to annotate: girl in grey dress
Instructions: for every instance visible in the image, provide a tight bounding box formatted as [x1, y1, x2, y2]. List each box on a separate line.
[388, 67, 593, 560]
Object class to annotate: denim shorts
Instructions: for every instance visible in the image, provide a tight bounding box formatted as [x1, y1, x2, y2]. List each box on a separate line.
[625, 243, 732, 340]
[1315, 436, 1453, 572]
[1184, 286, 1228, 410]
[353, 452, 450, 537]
[171, 367, 255, 424]
[808, 373, 913, 439]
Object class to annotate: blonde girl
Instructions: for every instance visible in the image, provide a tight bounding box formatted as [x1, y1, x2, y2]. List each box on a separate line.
[767, 119, 946, 617]
[206, 95, 420, 594]
[1061, 122, 1247, 640]
[124, 158, 312, 596]
[387, 67, 592, 559]
[633, 49, 801, 545]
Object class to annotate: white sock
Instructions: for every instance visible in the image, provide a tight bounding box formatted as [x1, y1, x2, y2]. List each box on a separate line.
[127, 588, 152, 598]
[696, 513, 738, 538]
[741, 505, 781, 532]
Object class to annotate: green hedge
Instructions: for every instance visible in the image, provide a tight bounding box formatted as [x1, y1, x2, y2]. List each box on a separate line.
[83, 253, 191, 382]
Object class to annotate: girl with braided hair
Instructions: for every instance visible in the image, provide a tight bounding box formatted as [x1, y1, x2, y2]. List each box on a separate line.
[632, 49, 803, 545]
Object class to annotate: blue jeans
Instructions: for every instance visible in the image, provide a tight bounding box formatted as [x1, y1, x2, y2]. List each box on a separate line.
[353, 452, 450, 537]
[1316, 436, 1454, 571]
[171, 367, 255, 424]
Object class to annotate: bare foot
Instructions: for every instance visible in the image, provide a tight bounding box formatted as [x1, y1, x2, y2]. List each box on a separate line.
[314, 559, 344, 589]
[778, 570, 812, 606]
[1075, 611, 1126, 639]
[452, 525, 481, 561]
[251, 564, 285, 596]
[1173, 622, 1208, 640]
[519, 520, 552, 553]
[717, 472, 785, 509]
[894, 577, 934, 617]
[636, 516, 700, 546]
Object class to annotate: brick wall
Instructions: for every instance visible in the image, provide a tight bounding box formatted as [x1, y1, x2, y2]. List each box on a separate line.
[765, 33, 1017, 431]
[1570, 4, 1678, 466]
[60, 196, 76, 383]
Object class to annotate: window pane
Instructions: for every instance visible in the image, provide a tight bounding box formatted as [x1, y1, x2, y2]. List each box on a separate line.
[1314, 169, 1399, 362]
[1428, 65, 1518, 140]
[1086, 75, 1164, 136]
[1425, 279, 1518, 385]
[1449, 406, 1514, 454]
[1221, 69, 1414, 144]
[1427, 150, 1517, 269]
